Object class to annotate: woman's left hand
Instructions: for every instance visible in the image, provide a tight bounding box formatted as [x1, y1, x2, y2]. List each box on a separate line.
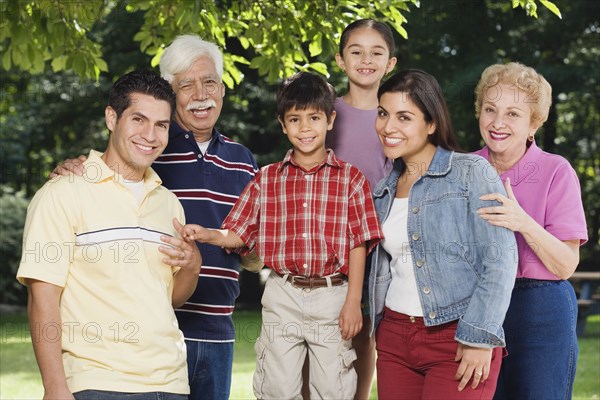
[477, 177, 532, 233]
[454, 343, 492, 391]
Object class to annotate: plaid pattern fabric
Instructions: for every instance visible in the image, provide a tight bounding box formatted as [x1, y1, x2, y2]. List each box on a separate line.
[223, 149, 383, 277]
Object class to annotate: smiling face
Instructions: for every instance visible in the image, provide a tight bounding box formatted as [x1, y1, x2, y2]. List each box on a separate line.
[103, 93, 171, 181]
[172, 56, 225, 142]
[336, 27, 397, 90]
[375, 91, 436, 166]
[279, 106, 335, 168]
[479, 83, 538, 166]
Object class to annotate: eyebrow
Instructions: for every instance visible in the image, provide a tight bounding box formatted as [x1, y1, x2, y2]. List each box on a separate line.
[132, 111, 170, 125]
[347, 43, 387, 50]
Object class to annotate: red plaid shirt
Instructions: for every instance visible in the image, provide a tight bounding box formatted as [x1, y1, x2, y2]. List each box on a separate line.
[223, 149, 383, 277]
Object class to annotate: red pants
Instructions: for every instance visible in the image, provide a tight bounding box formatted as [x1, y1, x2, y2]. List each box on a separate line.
[376, 307, 503, 400]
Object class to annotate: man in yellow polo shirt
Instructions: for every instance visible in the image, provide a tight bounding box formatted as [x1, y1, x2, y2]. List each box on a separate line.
[16, 70, 201, 400]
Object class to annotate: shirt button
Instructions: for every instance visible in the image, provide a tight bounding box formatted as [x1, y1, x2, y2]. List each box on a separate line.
[422, 287, 431, 294]
[302, 233, 308, 238]
[185, 134, 190, 139]
[412, 233, 420, 241]
[428, 311, 437, 319]
[416, 259, 425, 267]
[197, 154, 202, 159]
[412, 207, 420, 214]
[303, 202, 308, 207]
[303, 263, 308, 269]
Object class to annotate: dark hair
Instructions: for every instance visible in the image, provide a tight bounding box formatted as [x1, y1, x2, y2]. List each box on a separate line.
[339, 19, 395, 56]
[378, 69, 461, 152]
[277, 72, 336, 120]
[108, 70, 176, 119]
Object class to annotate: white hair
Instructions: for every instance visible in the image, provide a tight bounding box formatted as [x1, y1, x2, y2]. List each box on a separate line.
[159, 35, 224, 83]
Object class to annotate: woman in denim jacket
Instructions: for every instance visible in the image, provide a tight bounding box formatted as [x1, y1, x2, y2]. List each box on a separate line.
[368, 69, 517, 400]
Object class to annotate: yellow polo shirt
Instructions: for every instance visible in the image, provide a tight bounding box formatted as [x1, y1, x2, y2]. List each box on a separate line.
[17, 150, 189, 394]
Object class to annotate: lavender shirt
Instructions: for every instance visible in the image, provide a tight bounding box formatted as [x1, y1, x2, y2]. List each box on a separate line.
[326, 97, 392, 190]
[474, 141, 588, 280]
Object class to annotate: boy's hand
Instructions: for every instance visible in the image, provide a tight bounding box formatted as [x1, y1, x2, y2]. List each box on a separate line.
[49, 155, 87, 178]
[338, 300, 362, 341]
[182, 223, 212, 243]
[160, 219, 202, 272]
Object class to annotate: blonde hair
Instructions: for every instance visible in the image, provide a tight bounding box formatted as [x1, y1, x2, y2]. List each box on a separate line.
[474, 62, 552, 128]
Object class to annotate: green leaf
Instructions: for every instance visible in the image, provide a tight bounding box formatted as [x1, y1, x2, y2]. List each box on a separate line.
[308, 62, 328, 76]
[51, 56, 66, 72]
[539, 0, 562, 19]
[309, 33, 322, 57]
[2, 50, 11, 70]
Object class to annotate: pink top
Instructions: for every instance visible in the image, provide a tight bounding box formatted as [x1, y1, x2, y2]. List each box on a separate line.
[326, 97, 392, 190]
[474, 141, 588, 280]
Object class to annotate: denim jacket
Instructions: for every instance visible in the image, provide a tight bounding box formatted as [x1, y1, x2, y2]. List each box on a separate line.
[368, 146, 517, 348]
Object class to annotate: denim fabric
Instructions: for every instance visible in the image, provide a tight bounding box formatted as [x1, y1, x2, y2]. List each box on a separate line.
[186, 340, 233, 400]
[368, 147, 518, 347]
[494, 279, 578, 400]
[74, 391, 187, 400]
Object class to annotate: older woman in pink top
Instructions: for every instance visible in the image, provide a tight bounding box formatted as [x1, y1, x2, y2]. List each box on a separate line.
[474, 62, 588, 400]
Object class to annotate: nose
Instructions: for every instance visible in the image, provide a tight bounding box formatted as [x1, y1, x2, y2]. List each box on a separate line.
[298, 118, 310, 132]
[383, 118, 397, 135]
[140, 125, 157, 142]
[492, 114, 506, 129]
[192, 81, 209, 101]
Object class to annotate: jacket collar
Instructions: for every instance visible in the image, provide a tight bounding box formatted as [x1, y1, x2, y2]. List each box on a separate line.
[373, 146, 454, 198]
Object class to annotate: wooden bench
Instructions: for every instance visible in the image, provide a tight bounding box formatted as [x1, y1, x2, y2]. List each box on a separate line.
[569, 271, 600, 337]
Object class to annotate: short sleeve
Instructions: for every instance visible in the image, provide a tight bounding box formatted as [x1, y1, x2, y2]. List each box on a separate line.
[544, 162, 588, 245]
[17, 180, 78, 287]
[222, 175, 261, 254]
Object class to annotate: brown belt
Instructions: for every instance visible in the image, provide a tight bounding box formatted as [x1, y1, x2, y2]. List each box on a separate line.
[275, 272, 346, 289]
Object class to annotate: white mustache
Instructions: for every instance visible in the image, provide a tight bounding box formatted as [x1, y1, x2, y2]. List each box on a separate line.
[187, 100, 217, 111]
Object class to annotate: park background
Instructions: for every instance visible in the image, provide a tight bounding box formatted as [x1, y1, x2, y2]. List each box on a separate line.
[0, 0, 598, 398]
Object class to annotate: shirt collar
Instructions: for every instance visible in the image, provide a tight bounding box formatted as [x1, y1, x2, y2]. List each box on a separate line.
[86, 150, 163, 189]
[278, 149, 343, 173]
[478, 140, 542, 184]
[169, 120, 223, 145]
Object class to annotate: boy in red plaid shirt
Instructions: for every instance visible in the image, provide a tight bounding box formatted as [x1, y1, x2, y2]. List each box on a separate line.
[182, 72, 383, 399]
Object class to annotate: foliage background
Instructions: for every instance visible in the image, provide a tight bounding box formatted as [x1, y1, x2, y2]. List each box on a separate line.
[0, 0, 598, 303]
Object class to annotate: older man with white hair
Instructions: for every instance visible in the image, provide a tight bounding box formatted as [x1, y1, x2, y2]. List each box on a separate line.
[51, 36, 259, 400]
[153, 35, 258, 400]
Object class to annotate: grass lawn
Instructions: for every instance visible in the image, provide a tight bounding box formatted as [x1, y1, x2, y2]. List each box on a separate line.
[1, 311, 598, 399]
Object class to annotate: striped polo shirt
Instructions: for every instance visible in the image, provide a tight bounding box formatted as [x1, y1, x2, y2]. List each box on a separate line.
[17, 150, 189, 394]
[153, 122, 258, 342]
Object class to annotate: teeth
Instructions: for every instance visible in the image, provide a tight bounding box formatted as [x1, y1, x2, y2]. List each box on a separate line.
[135, 143, 152, 151]
[192, 109, 209, 116]
[490, 131, 509, 140]
[385, 137, 404, 145]
[299, 137, 315, 144]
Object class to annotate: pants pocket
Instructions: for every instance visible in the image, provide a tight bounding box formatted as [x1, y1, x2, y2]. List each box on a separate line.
[338, 348, 358, 399]
[252, 336, 268, 399]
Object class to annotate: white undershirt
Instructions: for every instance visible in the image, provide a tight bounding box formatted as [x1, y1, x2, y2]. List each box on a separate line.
[197, 140, 210, 156]
[123, 180, 145, 205]
[381, 198, 423, 316]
